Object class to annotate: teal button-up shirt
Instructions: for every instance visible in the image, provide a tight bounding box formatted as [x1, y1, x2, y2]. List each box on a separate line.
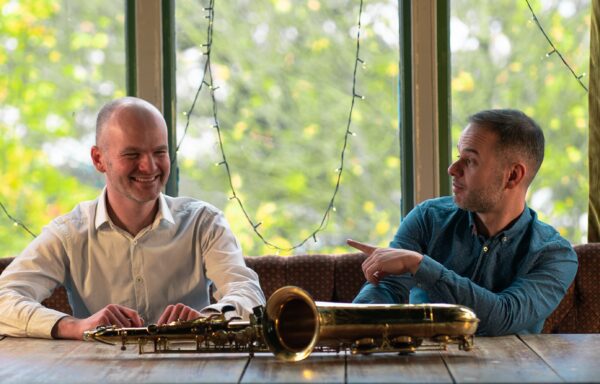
[353, 196, 578, 336]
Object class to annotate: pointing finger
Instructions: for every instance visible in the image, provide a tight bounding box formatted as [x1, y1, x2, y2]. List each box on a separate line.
[347, 239, 378, 255]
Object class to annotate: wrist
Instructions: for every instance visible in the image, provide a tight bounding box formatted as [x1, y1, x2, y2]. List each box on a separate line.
[51, 316, 81, 340]
[408, 252, 423, 275]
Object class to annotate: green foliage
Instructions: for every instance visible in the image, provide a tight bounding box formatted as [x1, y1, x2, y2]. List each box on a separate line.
[0, 0, 590, 259]
[0, 0, 125, 257]
[451, 0, 590, 243]
[175, 0, 401, 255]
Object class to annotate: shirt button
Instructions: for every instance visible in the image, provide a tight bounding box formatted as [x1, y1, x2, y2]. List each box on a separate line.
[132, 240, 138, 245]
[483, 246, 489, 252]
[136, 276, 143, 283]
[502, 236, 508, 242]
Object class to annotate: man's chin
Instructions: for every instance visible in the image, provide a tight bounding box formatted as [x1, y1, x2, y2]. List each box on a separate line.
[452, 195, 467, 210]
[129, 188, 162, 203]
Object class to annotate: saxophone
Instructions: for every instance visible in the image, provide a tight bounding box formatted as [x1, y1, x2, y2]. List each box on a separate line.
[84, 286, 479, 361]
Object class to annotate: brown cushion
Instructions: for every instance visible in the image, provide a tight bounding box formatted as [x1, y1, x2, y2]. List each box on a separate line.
[41, 286, 72, 315]
[247, 254, 336, 301]
[284, 254, 335, 301]
[575, 243, 600, 331]
[334, 252, 367, 302]
[543, 243, 600, 333]
[542, 281, 575, 332]
[244, 256, 286, 300]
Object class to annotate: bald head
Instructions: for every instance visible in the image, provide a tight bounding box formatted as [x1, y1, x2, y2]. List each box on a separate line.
[90, 96, 170, 221]
[95, 97, 166, 147]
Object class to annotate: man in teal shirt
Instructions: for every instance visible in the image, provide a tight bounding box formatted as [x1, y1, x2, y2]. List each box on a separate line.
[350, 109, 578, 336]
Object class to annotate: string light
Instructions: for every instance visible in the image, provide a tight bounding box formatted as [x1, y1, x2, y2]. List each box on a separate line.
[0, 201, 36, 238]
[178, 0, 365, 251]
[176, 5, 215, 153]
[525, 0, 588, 93]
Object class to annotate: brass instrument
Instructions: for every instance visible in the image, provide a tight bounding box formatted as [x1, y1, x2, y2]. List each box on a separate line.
[84, 286, 479, 361]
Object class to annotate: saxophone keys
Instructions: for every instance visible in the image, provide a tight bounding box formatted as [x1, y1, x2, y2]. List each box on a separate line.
[351, 337, 377, 354]
[390, 336, 422, 353]
[210, 330, 229, 346]
[459, 335, 474, 351]
[431, 335, 449, 343]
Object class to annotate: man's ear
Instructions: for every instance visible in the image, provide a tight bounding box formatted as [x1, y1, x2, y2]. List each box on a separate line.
[91, 146, 106, 173]
[506, 162, 526, 189]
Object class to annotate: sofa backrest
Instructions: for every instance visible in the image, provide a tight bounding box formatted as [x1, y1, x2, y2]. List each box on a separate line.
[244, 252, 366, 303]
[1, 244, 598, 333]
[541, 243, 600, 333]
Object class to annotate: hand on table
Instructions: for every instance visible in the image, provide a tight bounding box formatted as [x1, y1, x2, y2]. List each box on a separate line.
[347, 239, 423, 285]
[157, 303, 202, 325]
[52, 304, 144, 340]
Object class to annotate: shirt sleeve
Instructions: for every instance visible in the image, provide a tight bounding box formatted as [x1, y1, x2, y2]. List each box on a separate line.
[201, 212, 266, 320]
[0, 225, 70, 338]
[414, 241, 578, 336]
[352, 275, 414, 304]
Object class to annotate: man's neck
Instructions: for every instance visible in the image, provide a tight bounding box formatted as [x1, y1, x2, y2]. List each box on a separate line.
[474, 200, 525, 238]
[106, 196, 159, 236]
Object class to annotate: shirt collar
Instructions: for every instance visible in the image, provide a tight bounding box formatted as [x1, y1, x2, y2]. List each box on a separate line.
[95, 187, 176, 229]
[468, 204, 533, 240]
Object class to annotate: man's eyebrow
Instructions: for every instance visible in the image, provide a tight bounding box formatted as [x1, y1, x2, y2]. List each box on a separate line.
[120, 145, 169, 152]
[457, 146, 480, 156]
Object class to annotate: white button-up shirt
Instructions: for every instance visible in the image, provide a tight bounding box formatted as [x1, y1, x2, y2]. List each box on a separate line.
[0, 189, 265, 338]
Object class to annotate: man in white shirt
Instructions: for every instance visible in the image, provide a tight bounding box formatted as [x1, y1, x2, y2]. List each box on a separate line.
[0, 97, 265, 339]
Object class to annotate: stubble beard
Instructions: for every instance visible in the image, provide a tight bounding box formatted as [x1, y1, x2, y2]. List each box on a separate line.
[454, 176, 505, 214]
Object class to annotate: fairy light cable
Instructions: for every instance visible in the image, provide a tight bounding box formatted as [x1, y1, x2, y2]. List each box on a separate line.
[180, 0, 365, 251]
[525, 0, 588, 93]
[0, 200, 36, 238]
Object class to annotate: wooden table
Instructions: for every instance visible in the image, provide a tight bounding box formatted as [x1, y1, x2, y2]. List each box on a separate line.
[0, 334, 598, 383]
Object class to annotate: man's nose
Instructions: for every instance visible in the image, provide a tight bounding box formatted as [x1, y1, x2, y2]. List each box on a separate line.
[138, 154, 156, 172]
[448, 160, 461, 177]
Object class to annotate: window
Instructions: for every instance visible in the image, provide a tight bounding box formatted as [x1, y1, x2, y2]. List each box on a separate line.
[175, 1, 401, 255]
[3, 1, 590, 258]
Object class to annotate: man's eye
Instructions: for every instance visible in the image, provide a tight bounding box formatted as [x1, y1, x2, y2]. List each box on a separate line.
[456, 156, 471, 165]
[124, 153, 138, 159]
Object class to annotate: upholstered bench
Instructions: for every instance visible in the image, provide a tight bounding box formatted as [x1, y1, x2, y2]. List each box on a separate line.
[0, 243, 598, 332]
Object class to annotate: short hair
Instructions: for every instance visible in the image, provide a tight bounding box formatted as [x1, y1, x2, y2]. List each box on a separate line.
[468, 109, 545, 182]
[95, 96, 163, 145]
